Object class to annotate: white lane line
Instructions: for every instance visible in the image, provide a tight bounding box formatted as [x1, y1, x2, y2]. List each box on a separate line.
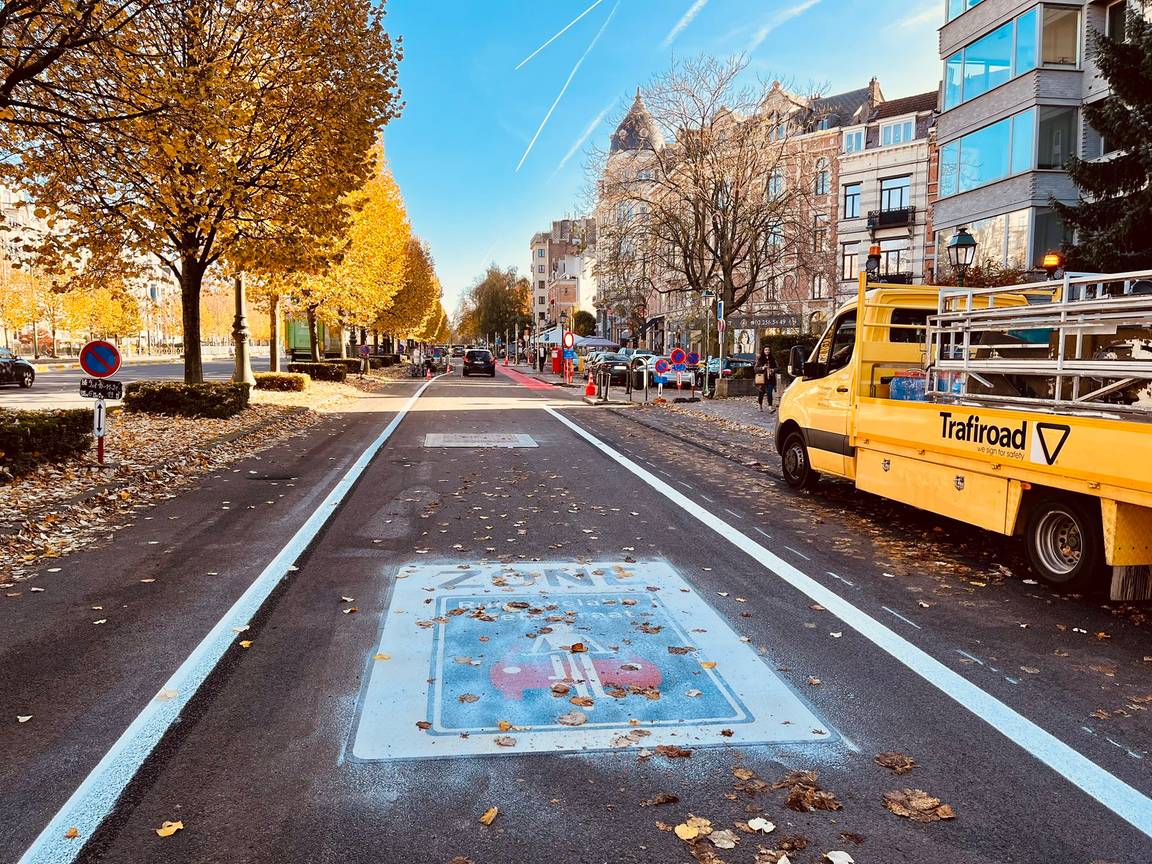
[724, 508, 743, 520]
[677, 480, 693, 490]
[955, 649, 985, 666]
[21, 377, 445, 864]
[755, 527, 772, 540]
[699, 494, 715, 503]
[544, 405, 1152, 840]
[881, 606, 923, 630]
[827, 571, 856, 588]
[782, 545, 811, 561]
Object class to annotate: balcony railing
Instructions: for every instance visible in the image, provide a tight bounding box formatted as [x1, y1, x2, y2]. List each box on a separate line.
[867, 206, 916, 230]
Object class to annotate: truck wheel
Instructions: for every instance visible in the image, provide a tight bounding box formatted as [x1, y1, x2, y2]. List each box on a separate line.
[1025, 495, 1106, 590]
[781, 430, 819, 490]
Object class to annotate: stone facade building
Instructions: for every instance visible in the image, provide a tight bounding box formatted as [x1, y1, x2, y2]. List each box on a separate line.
[528, 217, 597, 329]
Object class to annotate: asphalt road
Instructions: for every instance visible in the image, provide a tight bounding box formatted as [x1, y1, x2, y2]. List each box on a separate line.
[1, 368, 1148, 864]
[0, 356, 277, 409]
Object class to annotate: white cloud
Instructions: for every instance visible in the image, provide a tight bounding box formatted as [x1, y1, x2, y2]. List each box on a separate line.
[889, 6, 941, 32]
[747, 0, 823, 54]
[516, 2, 620, 173]
[662, 0, 711, 48]
[557, 99, 618, 172]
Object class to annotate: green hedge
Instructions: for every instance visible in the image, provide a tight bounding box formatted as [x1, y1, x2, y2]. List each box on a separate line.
[287, 362, 347, 382]
[254, 372, 309, 392]
[0, 409, 92, 479]
[124, 381, 250, 418]
[323, 358, 365, 373]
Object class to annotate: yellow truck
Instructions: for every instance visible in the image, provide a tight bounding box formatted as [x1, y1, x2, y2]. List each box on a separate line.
[776, 270, 1152, 599]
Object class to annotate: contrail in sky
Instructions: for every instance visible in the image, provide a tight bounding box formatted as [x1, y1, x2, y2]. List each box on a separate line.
[662, 0, 711, 48]
[516, 2, 619, 174]
[556, 99, 617, 172]
[748, 0, 822, 53]
[515, 0, 606, 70]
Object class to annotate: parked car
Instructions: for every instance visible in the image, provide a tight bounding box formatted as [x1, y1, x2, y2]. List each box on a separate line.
[0, 348, 35, 388]
[451, 345, 466, 358]
[589, 353, 632, 387]
[698, 357, 754, 387]
[462, 348, 496, 377]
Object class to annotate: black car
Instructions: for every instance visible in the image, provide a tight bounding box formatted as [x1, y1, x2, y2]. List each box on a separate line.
[589, 353, 632, 387]
[0, 348, 35, 388]
[462, 348, 496, 377]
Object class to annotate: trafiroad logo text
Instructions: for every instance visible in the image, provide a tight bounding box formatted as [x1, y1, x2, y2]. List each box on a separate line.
[939, 411, 1070, 466]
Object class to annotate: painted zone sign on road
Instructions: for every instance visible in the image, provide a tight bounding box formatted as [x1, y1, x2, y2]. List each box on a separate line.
[79, 340, 121, 378]
[350, 561, 834, 760]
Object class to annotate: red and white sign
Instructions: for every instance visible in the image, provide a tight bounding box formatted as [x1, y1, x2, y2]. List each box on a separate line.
[562, 331, 575, 349]
[78, 340, 121, 378]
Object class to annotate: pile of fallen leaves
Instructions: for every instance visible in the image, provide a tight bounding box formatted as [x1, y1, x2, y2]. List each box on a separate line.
[0, 403, 321, 583]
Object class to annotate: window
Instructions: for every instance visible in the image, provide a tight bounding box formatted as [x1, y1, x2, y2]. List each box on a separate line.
[938, 109, 1036, 197]
[764, 276, 779, 301]
[814, 158, 830, 196]
[538, 311, 546, 321]
[947, 0, 983, 23]
[843, 129, 864, 153]
[943, 11, 1039, 109]
[812, 274, 831, 300]
[881, 119, 914, 147]
[935, 208, 1032, 269]
[765, 222, 784, 247]
[812, 213, 828, 252]
[841, 243, 859, 280]
[1107, 1, 1127, 41]
[1036, 107, 1075, 169]
[842, 182, 861, 219]
[537, 264, 545, 274]
[1042, 8, 1079, 65]
[879, 176, 910, 211]
[816, 311, 857, 372]
[537, 249, 545, 258]
[537, 280, 545, 290]
[889, 308, 930, 344]
[538, 296, 546, 305]
[879, 238, 911, 274]
[767, 167, 785, 199]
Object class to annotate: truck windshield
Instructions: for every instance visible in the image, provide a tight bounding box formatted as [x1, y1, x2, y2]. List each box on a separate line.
[816, 311, 857, 372]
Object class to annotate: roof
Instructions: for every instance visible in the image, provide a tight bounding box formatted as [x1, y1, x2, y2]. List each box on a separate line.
[870, 91, 938, 121]
[809, 87, 872, 127]
[611, 90, 666, 153]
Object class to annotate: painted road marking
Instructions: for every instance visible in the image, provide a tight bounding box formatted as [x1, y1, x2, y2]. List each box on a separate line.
[724, 508, 743, 519]
[351, 560, 833, 760]
[782, 545, 811, 561]
[827, 571, 856, 588]
[881, 607, 923, 630]
[424, 433, 538, 448]
[19, 377, 445, 864]
[544, 405, 1152, 840]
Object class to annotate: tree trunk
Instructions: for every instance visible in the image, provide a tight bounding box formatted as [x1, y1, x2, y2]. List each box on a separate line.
[307, 305, 321, 362]
[338, 321, 347, 359]
[179, 258, 205, 383]
[268, 293, 281, 372]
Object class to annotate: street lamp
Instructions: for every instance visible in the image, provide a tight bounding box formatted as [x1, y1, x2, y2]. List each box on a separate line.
[946, 227, 978, 287]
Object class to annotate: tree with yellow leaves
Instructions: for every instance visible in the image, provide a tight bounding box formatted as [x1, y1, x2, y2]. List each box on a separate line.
[3, 0, 403, 382]
[375, 238, 441, 348]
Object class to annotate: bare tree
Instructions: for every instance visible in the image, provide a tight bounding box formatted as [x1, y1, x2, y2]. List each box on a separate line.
[589, 55, 832, 327]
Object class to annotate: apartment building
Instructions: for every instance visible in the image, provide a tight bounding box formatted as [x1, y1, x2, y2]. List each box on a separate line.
[934, 0, 1115, 270]
[835, 91, 939, 298]
[528, 218, 597, 328]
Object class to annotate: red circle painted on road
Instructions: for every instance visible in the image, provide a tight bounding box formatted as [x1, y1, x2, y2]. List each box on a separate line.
[669, 348, 687, 365]
[79, 340, 121, 378]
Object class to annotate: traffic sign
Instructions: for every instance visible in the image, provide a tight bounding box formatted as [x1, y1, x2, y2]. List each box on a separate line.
[562, 331, 575, 349]
[687, 351, 700, 366]
[653, 358, 670, 375]
[93, 398, 107, 437]
[79, 340, 121, 378]
[716, 300, 724, 321]
[563, 348, 576, 361]
[80, 378, 123, 400]
[669, 347, 687, 366]
[358, 344, 372, 358]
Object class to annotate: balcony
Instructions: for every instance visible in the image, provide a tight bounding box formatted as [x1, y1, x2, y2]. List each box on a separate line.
[867, 206, 916, 231]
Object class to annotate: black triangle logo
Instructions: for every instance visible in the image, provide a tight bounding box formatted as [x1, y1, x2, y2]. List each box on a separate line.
[1036, 423, 1071, 466]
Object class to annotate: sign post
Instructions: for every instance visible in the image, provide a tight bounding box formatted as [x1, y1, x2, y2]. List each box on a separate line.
[654, 357, 670, 401]
[702, 291, 715, 398]
[78, 340, 121, 465]
[562, 331, 576, 385]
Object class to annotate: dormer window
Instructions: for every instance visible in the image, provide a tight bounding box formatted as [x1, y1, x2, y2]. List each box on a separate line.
[881, 119, 915, 146]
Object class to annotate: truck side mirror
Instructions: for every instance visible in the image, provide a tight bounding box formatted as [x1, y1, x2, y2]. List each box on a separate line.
[803, 361, 828, 379]
[788, 345, 808, 378]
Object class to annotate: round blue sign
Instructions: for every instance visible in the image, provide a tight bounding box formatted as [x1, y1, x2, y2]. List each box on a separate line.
[687, 352, 700, 366]
[79, 340, 121, 379]
[654, 358, 670, 375]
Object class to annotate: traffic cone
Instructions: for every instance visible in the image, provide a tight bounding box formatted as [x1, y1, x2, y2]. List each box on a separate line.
[585, 371, 597, 397]
[425, 367, 432, 381]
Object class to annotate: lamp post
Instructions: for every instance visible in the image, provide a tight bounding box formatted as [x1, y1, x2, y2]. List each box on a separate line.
[946, 227, 978, 288]
[702, 289, 714, 398]
[231, 272, 256, 387]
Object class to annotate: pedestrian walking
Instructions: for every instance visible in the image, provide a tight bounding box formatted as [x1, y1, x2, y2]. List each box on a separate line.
[410, 345, 423, 378]
[755, 345, 779, 412]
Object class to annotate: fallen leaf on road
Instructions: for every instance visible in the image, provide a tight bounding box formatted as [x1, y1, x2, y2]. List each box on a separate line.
[238, 640, 253, 649]
[674, 815, 712, 841]
[569, 696, 595, 707]
[154, 689, 179, 701]
[494, 735, 517, 747]
[155, 820, 184, 837]
[686, 689, 703, 697]
[479, 807, 498, 826]
[747, 817, 775, 834]
[655, 744, 693, 759]
[557, 711, 587, 726]
[882, 789, 956, 822]
[416, 721, 432, 730]
[668, 646, 695, 655]
[448, 857, 474, 864]
[1021, 666, 1040, 674]
[640, 793, 680, 807]
[807, 677, 821, 686]
[824, 853, 854, 864]
[341, 596, 355, 603]
[700, 661, 717, 669]
[570, 642, 587, 653]
[342, 607, 357, 614]
[373, 653, 391, 661]
[830, 632, 842, 638]
[551, 683, 570, 696]
[458, 694, 480, 703]
[64, 827, 78, 839]
[92, 619, 107, 625]
[17, 715, 31, 723]
[773, 771, 841, 812]
[874, 752, 917, 775]
[497, 720, 512, 731]
[710, 829, 738, 849]
[733, 767, 756, 781]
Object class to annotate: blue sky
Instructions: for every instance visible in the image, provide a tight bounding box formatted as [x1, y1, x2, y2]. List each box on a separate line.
[383, 0, 943, 313]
